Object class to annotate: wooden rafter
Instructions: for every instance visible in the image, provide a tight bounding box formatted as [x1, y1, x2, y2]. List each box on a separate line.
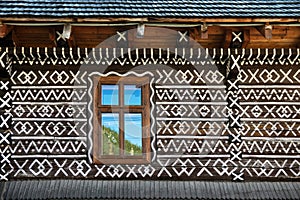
[200, 23, 208, 39]
[242, 29, 250, 48]
[190, 24, 208, 41]
[67, 34, 76, 47]
[49, 28, 57, 47]
[223, 29, 232, 48]
[256, 23, 272, 40]
[11, 30, 19, 46]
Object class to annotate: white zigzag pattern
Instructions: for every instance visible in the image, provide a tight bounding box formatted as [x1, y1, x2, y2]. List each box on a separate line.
[157, 139, 230, 154]
[239, 89, 300, 101]
[156, 89, 227, 101]
[237, 140, 300, 154]
[12, 89, 86, 101]
[11, 140, 86, 154]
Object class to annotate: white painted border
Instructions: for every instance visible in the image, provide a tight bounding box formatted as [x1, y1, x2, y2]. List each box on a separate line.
[87, 71, 155, 163]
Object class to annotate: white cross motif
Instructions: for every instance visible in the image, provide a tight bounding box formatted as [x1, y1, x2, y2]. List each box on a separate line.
[178, 31, 188, 42]
[0, 81, 9, 90]
[117, 31, 126, 42]
[56, 31, 66, 41]
[232, 32, 242, 42]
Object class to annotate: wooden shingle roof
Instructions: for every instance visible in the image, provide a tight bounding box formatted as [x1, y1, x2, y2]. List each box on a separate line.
[0, 0, 299, 18]
[1, 180, 300, 199]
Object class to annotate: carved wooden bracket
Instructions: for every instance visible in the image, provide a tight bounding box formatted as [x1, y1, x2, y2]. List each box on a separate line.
[256, 23, 272, 40]
[0, 24, 13, 38]
[68, 34, 76, 47]
[62, 23, 72, 39]
[49, 28, 57, 47]
[200, 22, 208, 39]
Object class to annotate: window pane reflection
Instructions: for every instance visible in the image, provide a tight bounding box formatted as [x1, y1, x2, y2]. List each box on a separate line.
[124, 113, 142, 155]
[124, 85, 141, 105]
[101, 113, 119, 155]
[101, 85, 119, 105]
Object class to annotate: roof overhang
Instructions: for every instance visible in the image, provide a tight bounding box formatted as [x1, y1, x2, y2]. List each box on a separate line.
[0, 17, 299, 24]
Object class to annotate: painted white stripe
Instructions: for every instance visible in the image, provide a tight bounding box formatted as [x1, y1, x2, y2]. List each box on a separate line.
[12, 86, 86, 89]
[241, 118, 300, 122]
[155, 85, 226, 89]
[242, 137, 300, 141]
[157, 135, 228, 139]
[12, 118, 86, 122]
[157, 154, 229, 158]
[89, 71, 154, 77]
[11, 136, 86, 140]
[11, 155, 87, 158]
[156, 102, 227, 105]
[240, 102, 300, 105]
[13, 102, 87, 105]
[240, 85, 300, 89]
[243, 155, 300, 159]
[157, 117, 228, 121]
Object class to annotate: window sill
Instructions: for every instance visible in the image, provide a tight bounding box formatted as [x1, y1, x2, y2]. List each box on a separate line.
[93, 157, 151, 165]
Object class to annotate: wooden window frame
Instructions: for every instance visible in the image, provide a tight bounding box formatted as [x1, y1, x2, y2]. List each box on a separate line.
[93, 75, 151, 165]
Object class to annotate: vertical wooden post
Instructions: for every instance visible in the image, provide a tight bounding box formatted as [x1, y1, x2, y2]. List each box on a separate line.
[0, 48, 12, 181]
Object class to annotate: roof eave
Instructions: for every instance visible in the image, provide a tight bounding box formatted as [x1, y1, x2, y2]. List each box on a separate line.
[0, 17, 299, 24]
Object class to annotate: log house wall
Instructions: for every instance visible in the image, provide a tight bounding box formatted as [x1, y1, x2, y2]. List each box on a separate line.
[1, 26, 300, 49]
[1, 46, 300, 181]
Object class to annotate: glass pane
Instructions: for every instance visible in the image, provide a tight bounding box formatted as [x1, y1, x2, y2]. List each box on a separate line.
[101, 85, 119, 105]
[124, 113, 142, 155]
[101, 113, 120, 155]
[124, 85, 141, 105]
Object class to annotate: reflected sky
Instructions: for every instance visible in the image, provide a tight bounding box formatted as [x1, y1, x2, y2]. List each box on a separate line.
[124, 85, 141, 105]
[101, 85, 119, 105]
[101, 113, 119, 133]
[124, 113, 142, 148]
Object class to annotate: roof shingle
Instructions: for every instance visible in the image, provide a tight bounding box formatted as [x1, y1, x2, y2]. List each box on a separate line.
[1, 180, 300, 199]
[0, 0, 299, 18]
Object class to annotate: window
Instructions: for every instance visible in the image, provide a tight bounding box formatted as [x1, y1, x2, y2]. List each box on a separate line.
[93, 76, 151, 164]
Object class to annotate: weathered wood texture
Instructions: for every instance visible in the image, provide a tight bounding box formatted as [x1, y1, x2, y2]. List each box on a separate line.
[0, 47, 300, 181]
[1, 26, 299, 49]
